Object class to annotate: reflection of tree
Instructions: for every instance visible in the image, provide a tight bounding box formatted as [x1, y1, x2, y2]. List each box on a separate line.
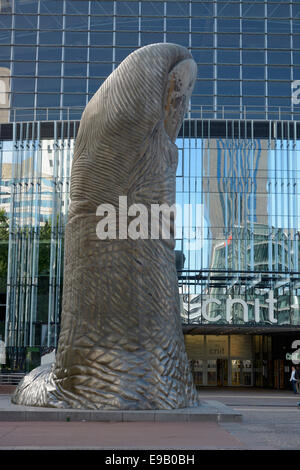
[0, 208, 65, 342]
[40, 220, 51, 240]
[37, 219, 52, 322]
[38, 220, 51, 275]
[0, 208, 9, 240]
[0, 208, 8, 336]
[37, 217, 64, 324]
[38, 217, 64, 274]
[0, 208, 9, 287]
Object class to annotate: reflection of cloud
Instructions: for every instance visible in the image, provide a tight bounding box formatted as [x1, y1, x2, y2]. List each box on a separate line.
[0, 67, 10, 123]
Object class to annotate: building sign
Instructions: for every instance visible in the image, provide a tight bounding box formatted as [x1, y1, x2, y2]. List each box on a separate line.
[286, 352, 300, 363]
[185, 335, 253, 360]
[206, 336, 228, 357]
[181, 290, 279, 324]
[286, 340, 300, 364]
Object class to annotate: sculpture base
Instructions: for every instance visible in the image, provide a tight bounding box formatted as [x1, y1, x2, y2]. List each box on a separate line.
[12, 363, 200, 410]
[2, 394, 242, 423]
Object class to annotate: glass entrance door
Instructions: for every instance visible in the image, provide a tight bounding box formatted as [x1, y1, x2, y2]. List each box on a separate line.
[193, 359, 203, 386]
[231, 360, 241, 385]
[242, 360, 253, 386]
[231, 359, 253, 386]
[207, 359, 217, 385]
[186, 335, 254, 386]
[217, 359, 228, 386]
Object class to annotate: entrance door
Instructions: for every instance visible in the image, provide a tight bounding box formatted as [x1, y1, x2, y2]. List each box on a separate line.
[207, 359, 217, 385]
[193, 359, 203, 386]
[231, 360, 241, 385]
[217, 359, 228, 386]
[231, 359, 253, 386]
[274, 359, 285, 389]
[242, 360, 253, 386]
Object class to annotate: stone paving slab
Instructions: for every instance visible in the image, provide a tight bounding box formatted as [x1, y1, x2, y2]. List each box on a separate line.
[0, 395, 242, 423]
[0, 420, 245, 450]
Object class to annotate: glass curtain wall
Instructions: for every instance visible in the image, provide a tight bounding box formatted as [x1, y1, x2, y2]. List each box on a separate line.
[1, 0, 300, 121]
[0, 121, 75, 361]
[1, 119, 300, 364]
[178, 121, 300, 327]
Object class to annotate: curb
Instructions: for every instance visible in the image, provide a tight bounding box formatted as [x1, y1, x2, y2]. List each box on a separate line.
[0, 398, 242, 423]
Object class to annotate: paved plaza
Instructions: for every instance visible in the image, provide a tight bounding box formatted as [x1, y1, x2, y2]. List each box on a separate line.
[0, 387, 299, 450]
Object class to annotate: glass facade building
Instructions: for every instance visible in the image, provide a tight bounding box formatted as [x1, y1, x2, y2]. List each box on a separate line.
[1, 0, 300, 121]
[0, 0, 300, 387]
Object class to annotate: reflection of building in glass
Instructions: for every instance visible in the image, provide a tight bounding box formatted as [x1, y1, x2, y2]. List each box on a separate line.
[0, 134, 72, 349]
[191, 224, 295, 326]
[179, 131, 300, 331]
[203, 138, 269, 271]
[0, 67, 10, 123]
[0, 0, 12, 13]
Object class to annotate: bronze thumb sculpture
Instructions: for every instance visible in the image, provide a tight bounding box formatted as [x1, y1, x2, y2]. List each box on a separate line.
[12, 43, 199, 409]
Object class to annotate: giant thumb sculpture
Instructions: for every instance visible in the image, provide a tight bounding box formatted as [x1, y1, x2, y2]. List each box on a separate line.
[12, 43, 199, 409]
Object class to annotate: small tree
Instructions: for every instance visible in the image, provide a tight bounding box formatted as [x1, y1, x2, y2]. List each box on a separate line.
[0, 208, 9, 241]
